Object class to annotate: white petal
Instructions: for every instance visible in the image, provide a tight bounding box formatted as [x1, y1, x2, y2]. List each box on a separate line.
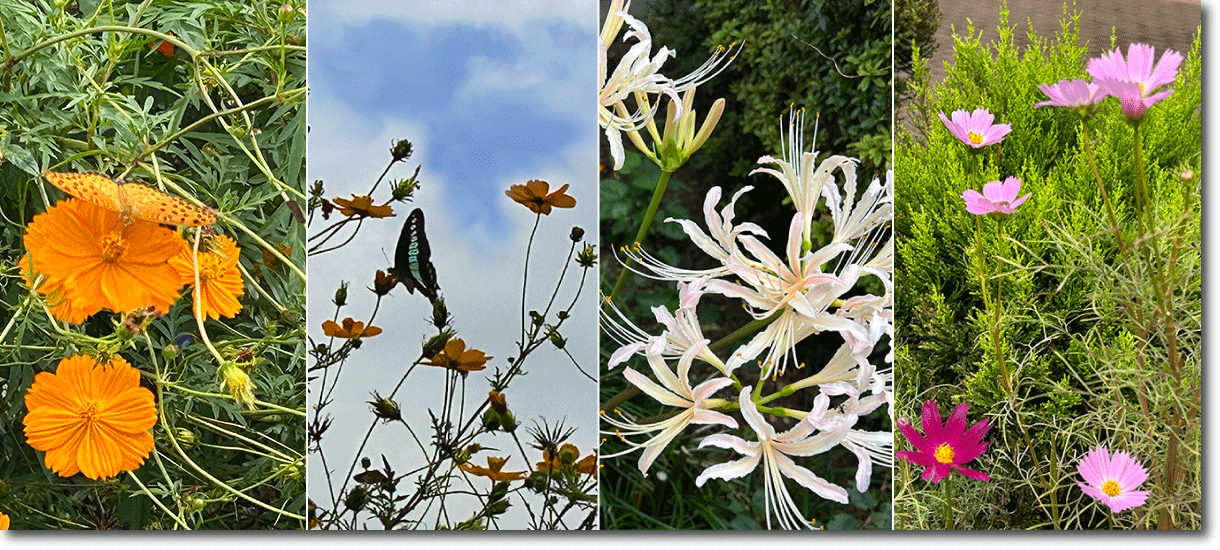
[695, 455, 761, 487]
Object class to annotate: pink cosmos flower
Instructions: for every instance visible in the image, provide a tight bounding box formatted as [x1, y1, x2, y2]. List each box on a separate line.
[938, 108, 1011, 148]
[896, 400, 991, 483]
[1076, 445, 1151, 513]
[961, 177, 1030, 215]
[1035, 79, 1107, 111]
[1088, 43, 1183, 120]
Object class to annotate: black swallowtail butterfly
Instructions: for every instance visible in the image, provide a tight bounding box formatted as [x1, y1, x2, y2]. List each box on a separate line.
[391, 208, 439, 301]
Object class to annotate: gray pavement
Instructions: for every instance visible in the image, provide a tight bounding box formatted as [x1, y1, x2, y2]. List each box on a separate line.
[921, 0, 1201, 88]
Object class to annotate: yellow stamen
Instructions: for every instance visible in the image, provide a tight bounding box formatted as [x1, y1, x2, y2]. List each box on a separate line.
[967, 132, 984, 145]
[79, 402, 99, 424]
[934, 443, 955, 464]
[1102, 479, 1121, 497]
[100, 232, 128, 262]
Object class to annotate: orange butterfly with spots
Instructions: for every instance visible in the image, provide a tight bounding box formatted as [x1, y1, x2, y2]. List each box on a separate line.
[43, 171, 217, 226]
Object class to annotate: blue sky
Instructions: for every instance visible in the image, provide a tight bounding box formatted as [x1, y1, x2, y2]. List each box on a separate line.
[310, 7, 593, 233]
[307, 0, 597, 529]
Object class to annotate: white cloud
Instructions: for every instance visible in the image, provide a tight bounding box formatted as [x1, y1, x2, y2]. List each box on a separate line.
[317, 0, 591, 36]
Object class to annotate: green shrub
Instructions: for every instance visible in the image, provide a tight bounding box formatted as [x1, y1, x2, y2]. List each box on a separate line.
[895, 6, 1200, 529]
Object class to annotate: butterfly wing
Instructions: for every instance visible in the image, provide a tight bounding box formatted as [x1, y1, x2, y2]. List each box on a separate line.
[392, 208, 440, 301]
[44, 171, 216, 226]
[44, 172, 124, 211]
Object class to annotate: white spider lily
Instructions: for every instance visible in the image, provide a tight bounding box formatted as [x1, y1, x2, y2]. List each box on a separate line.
[822, 168, 893, 245]
[751, 110, 859, 242]
[604, 278, 731, 374]
[602, 340, 738, 474]
[696, 386, 853, 529]
[599, 0, 739, 170]
[624, 185, 766, 282]
[707, 212, 868, 376]
[816, 382, 893, 492]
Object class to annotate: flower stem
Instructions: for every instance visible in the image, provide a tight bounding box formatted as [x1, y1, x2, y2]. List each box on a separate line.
[609, 169, 673, 301]
[972, 216, 1010, 396]
[944, 474, 954, 530]
[1081, 119, 1126, 251]
[1132, 121, 1184, 530]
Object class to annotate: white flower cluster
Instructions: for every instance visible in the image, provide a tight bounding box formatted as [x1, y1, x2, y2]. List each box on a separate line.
[598, 0, 739, 170]
[602, 110, 893, 530]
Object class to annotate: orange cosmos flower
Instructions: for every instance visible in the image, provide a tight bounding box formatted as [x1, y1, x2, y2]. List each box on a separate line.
[321, 317, 383, 339]
[0, 512, 8, 529]
[535, 443, 595, 475]
[22, 199, 184, 321]
[23, 354, 157, 479]
[505, 179, 576, 215]
[169, 235, 244, 320]
[424, 338, 491, 374]
[459, 456, 527, 482]
[333, 195, 395, 218]
[19, 253, 94, 323]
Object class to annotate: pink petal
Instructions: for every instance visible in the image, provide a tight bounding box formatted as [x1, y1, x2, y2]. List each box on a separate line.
[1148, 49, 1183, 89]
[897, 418, 933, 455]
[1107, 490, 1150, 513]
[897, 449, 936, 467]
[1126, 43, 1154, 82]
[921, 400, 945, 444]
[953, 464, 990, 482]
[924, 462, 952, 483]
[942, 403, 970, 444]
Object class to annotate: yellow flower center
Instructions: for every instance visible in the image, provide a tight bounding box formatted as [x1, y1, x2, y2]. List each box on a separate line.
[100, 232, 128, 262]
[967, 132, 983, 145]
[199, 257, 226, 282]
[1102, 479, 1122, 497]
[1138, 82, 1146, 96]
[934, 443, 955, 464]
[79, 402, 100, 424]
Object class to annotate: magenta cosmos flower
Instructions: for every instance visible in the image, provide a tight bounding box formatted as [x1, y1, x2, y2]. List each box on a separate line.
[1088, 43, 1183, 120]
[938, 108, 1011, 148]
[961, 177, 1030, 215]
[1035, 79, 1107, 113]
[1076, 445, 1150, 513]
[897, 400, 991, 483]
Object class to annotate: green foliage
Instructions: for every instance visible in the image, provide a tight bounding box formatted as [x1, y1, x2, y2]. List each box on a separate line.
[0, 0, 305, 530]
[895, 5, 1200, 529]
[642, 0, 892, 181]
[894, 0, 941, 100]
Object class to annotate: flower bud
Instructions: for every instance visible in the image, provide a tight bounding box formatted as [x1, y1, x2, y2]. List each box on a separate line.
[373, 270, 397, 296]
[333, 281, 348, 307]
[422, 329, 455, 359]
[390, 138, 414, 162]
[488, 390, 507, 413]
[547, 327, 566, 350]
[175, 428, 196, 449]
[576, 244, 597, 268]
[344, 486, 370, 512]
[431, 297, 451, 330]
[368, 392, 402, 423]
